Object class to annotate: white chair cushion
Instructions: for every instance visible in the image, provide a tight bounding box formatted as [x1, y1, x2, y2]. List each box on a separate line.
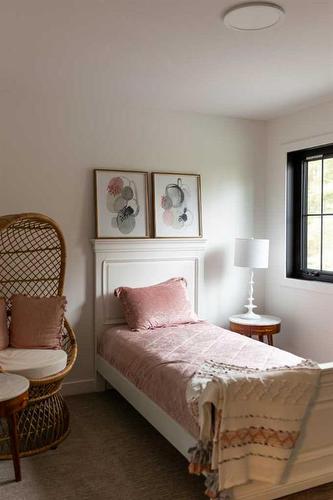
[0, 348, 67, 379]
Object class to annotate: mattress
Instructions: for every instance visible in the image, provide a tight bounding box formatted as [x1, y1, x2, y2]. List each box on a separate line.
[98, 321, 302, 438]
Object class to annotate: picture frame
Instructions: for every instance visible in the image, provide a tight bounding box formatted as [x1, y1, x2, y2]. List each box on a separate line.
[152, 172, 202, 238]
[94, 169, 150, 238]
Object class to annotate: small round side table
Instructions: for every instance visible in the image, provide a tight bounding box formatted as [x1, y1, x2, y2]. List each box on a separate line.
[229, 315, 281, 346]
[0, 372, 29, 482]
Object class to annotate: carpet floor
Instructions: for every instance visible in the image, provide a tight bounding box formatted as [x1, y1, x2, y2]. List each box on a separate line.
[0, 391, 332, 500]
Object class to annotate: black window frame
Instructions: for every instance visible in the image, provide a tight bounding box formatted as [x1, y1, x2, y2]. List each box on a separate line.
[287, 142, 333, 283]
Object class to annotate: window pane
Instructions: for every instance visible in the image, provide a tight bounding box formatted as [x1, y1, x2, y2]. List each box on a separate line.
[323, 158, 333, 213]
[307, 160, 322, 214]
[323, 216, 333, 271]
[307, 216, 321, 269]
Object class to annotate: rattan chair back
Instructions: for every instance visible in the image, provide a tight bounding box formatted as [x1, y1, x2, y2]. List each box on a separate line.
[0, 213, 65, 308]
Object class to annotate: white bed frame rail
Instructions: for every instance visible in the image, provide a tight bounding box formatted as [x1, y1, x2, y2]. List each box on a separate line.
[92, 238, 333, 500]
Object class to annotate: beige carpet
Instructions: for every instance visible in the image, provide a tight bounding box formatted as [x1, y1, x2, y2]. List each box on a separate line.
[0, 391, 332, 500]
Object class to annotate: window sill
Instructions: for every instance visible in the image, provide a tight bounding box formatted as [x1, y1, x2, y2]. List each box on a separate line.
[281, 276, 333, 295]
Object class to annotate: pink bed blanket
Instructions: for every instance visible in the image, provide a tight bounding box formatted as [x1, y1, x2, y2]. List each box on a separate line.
[98, 321, 302, 438]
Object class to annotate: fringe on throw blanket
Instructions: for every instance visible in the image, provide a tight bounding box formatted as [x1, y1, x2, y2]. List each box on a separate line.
[188, 442, 233, 498]
[188, 440, 212, 475]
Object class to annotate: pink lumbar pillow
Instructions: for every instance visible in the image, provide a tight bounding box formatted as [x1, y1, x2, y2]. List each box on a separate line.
[114, 277, 198, 331]
[10, 295, 67, 349]
[0, 298, 9, 350]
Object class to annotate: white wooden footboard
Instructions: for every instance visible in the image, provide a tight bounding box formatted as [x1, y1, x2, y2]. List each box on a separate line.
[97, 359, 333, 500]
[232, 362, 333, 499]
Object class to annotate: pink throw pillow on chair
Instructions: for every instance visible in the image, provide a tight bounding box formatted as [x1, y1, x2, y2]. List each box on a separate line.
[10, 295, 67, 349]
[114, 277, 198, 331]
[0, 298, 9, 350]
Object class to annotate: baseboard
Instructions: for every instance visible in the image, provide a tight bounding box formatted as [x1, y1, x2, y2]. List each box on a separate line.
[61, 378, 97, 396]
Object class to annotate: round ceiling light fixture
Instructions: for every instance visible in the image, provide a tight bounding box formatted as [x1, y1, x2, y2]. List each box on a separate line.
[223, 2, 285, 31]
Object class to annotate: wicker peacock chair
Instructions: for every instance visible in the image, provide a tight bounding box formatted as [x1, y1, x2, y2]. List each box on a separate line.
[0, 213, 77, 458]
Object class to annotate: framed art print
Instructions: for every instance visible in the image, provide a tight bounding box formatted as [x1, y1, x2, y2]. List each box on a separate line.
[94, 169, 149, 238]
[152, 172, 202, 238]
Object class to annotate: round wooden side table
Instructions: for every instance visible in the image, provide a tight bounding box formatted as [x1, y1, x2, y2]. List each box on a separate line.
[0, 372, 29, 482]
[229, 315, 281, 346]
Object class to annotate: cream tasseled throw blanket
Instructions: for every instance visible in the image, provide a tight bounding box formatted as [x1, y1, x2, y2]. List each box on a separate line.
[186, 359, 321, 499]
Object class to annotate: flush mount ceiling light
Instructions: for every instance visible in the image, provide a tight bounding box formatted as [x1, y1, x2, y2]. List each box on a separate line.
[223, 2, 285, 31]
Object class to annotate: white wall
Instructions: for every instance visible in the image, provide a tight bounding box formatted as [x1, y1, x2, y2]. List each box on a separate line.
[0, 94, 266, 388]
[265, 101, 333, 362]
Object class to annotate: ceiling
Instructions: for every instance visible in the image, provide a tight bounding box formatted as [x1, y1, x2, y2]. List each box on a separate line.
[0, 0, 332, 120]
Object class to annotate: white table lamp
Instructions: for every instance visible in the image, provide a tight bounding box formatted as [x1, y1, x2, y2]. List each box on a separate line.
[234, 238, 269, 320]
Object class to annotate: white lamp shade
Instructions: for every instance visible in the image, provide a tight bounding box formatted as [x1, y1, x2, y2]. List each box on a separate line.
[234, 238, 269, 269]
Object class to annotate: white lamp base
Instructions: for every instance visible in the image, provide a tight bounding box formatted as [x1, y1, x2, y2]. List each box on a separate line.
[240, 269, 262, 320]
[239, 311, 262, 320]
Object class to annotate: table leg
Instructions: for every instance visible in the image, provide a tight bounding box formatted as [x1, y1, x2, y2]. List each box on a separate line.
[7, 412, 21, 482]
[258, 336, 264, 342]
[268, 335, 273, 346]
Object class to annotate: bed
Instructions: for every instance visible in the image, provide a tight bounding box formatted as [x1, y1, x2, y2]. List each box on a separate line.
[92, 238, 333, 500]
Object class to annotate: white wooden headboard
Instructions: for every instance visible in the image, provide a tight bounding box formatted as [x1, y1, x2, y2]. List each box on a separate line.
[91, 239, 207, 338]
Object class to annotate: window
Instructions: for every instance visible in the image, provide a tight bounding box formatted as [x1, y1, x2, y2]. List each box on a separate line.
[287, 143, 333, 283]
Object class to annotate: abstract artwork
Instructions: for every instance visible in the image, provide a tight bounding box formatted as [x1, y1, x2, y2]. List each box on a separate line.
[95, 169, 149, 238]
[152, 172, 202, 238]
